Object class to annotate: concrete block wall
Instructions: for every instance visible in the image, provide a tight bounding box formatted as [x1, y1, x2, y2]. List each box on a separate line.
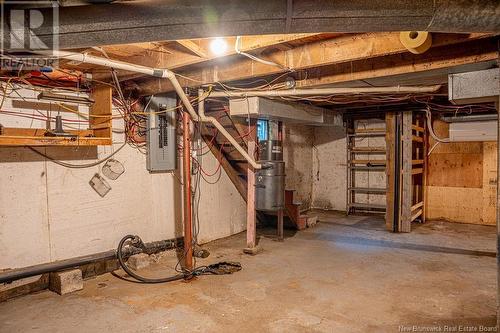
[311, 126, 347, 210]
[283, 124, 314, 209]
[311, 119, 386, 211]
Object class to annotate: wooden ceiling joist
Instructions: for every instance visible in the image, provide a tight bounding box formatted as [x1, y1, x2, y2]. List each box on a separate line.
[176, 40, 207, 58]
[294, 37, 499, 88]
[132, 32, 494, 95]
[75, 33, 323, 81]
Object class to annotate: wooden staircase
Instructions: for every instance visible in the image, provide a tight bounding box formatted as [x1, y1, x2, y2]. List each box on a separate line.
[200, 101, 311, 230]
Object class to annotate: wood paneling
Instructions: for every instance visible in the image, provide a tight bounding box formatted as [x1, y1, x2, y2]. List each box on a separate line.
[427, 120, 483, 188]
[426, 120, 497, 225]
[428, 153, 483, 188]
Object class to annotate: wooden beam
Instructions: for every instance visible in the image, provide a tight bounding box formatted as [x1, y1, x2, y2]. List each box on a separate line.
[400, 111, 413, 233]
[87, 34, 322, 81]
[295, 37, 498, 88]
[134, 33, 493, 95]
[0, 136, 111, 146]
[411, 201, 424, 211]
[385, 112, 396, 232]
[176, 40, 207, 58]
[246, 139, 257, 250]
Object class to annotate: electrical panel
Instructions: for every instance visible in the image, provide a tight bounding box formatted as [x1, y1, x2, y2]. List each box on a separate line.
[146, 94, 177, 172]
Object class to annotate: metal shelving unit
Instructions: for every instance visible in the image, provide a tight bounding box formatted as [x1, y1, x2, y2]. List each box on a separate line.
[346, 117, 387, 215]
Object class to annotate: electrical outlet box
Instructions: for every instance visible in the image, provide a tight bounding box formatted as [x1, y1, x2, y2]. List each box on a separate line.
[146, 94, 177, 172]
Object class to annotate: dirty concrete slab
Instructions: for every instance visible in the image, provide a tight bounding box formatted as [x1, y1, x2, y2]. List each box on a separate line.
[0, 212, 496, 333]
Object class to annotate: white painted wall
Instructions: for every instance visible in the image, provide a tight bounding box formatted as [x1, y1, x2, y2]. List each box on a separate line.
[0, 144, 246, 270]
[312, 126, 347, 210]
[0, 89, 246, 270]
[311, 119, 386, 211]
[283, 124, 314, 209]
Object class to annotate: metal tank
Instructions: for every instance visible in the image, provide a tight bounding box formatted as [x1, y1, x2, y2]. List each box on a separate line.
[255, 140, 285, 212]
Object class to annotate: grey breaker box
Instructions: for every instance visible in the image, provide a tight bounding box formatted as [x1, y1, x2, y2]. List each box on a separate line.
[146, 94, 177, 172]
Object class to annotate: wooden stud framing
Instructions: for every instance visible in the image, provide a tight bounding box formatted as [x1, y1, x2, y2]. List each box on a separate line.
[386, 111, 426, 233]
[246, 134, 257, 250]
[400, 111, 413, 233]
[89, 84, 113, 142]
[385, 112, 397, 231]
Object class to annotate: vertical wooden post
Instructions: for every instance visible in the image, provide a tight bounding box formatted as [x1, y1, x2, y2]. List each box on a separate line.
[182, 111, 193, 271]
[496, 94, 499, 329]
[385, 112, 396, 231]
[422, 116, 428, 223]
[246, 139, 257, 249]
[90, 84, 113, 144]
[277, 209, 284, 241]
[400, 111, 413, 233]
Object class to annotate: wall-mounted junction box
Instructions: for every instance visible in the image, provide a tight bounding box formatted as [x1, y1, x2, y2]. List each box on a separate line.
[145, 94, 177, 172]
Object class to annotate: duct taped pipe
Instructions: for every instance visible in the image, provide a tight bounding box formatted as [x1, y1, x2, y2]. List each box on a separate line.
[399, 31, 432, 54]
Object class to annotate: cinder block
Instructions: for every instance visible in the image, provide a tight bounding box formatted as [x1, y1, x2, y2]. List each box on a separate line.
[306, 216, 318, 228]
[243, 245, 263, 255]
[127, 253, 150, 270]
[49, 269, 83, 295]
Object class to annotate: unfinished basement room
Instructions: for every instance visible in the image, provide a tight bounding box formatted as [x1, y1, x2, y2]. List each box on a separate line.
[0, 1, 499, 332]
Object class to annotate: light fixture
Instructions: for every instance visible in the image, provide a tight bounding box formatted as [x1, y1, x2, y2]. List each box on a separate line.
[209, 37, 228, 56]
[37, 91, 95, 105]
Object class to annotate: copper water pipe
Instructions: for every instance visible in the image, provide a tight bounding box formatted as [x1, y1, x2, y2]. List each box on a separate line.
[182, 111, 193, 271]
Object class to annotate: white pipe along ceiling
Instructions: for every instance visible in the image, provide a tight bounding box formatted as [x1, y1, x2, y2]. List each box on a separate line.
[42, 50, 443, 170]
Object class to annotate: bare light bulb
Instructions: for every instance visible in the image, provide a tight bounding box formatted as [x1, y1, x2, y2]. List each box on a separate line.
[210, 37, 228, 56]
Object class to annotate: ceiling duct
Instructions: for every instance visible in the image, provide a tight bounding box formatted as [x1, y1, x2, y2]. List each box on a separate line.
[13, 0, 500, 49]
[229, 97, 342, 127]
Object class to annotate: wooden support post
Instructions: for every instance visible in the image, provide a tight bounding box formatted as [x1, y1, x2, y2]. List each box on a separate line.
[496, 94, 500, 329]
[245, 139, 258, 252]
[422, 116, 428, 223]
[277, 209, 284, 241]
[182, 112, 193, 271]
[400, 111, 413, 233]
[385, 112, 397, 231]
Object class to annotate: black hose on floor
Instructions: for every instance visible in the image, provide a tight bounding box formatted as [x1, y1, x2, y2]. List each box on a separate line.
[117, 234, 242, 284]
[117, 235, 186, 284]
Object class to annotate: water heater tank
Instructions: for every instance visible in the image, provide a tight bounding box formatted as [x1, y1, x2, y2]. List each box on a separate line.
[255, 140, 285, 212]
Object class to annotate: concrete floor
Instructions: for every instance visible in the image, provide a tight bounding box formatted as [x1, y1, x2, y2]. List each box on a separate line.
[0, 211, 497, 332]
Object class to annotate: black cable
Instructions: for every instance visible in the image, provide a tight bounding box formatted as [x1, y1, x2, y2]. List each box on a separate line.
[117, 235, 186, 284]
[117, 234, 242, 284]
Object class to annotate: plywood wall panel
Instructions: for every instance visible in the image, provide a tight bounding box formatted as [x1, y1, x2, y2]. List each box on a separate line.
[427, 152, 483, 188]
[426, 119, 497, 225]
[426, 186, 484, 224]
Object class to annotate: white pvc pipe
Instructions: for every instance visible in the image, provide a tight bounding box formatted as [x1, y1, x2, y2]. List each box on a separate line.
[197, 89, 261, 169]
[44, 50, 261, 168]
[49, 50, 165, 77]
[208, 85, 441, 98]
[43, 50, 441, 170]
